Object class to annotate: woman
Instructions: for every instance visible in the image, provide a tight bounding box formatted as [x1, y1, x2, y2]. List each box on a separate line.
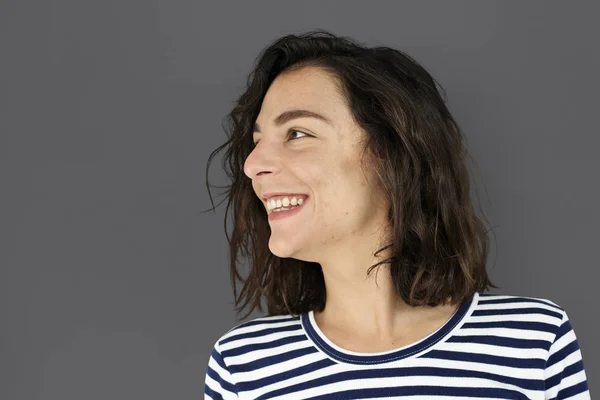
[203, 30, 590, 399]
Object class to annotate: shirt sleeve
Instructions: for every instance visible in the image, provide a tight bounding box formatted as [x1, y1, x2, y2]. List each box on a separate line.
[204, 341, 239, 400]
[544, 309, 590, 399]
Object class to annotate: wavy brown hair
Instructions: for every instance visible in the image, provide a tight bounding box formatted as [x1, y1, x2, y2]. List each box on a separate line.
[204, 30, 496, 320]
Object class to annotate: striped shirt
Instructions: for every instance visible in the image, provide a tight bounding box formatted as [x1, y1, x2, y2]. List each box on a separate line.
[204, 293, 591, 399]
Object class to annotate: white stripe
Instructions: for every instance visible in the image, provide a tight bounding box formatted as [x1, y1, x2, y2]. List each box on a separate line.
[220, 328, 303, 352]
[469, 312, 559, 324]
[242, 361, 348, 399]
[456, 327, 555, 342]
[222, 318, 299, 340]
[234, 351, 327, 382]
[476, 301, 563, 314]
[227, 339, 315, 366]
[550, 329, 577, 355]
[395, 357, 544, 379]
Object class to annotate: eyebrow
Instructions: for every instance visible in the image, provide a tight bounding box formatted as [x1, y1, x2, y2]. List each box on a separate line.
[253, 109, 333, 133]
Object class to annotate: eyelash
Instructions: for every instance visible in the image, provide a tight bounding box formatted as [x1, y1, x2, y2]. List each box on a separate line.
[252, 129, 309, 146]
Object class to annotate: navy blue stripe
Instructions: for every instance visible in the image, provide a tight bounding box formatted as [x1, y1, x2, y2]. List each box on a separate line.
[545, 359, 585, 390]
[236, 359, 335, 392]
[447, 334, 551, 350]
[462, 320, 557, 333]
[255, 365, 545, 399]
[229, 346, 319, 373]
[422, 350, 545, 369]
[554, 318, 571, 342]
[206, 365, 238, 395]
[303, 386, 528, 400]
[547, 339, 580, 369]
[211, 347, 228, 371]
[552, 380, 589, 400]
[220, 323, 303, 345]
[562, 359, 586, 379]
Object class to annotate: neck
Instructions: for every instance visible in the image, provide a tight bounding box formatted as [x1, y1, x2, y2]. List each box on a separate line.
[314, 248, 457, 344]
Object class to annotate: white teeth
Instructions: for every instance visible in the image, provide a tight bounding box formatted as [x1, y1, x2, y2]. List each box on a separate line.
[266, 196, 306, 212]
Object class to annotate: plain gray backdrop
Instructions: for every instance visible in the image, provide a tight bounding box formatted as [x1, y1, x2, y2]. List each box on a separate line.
[1, 1, 598, 398]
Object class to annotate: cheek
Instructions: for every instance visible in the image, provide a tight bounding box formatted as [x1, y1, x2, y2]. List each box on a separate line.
[296, 153, 328, 190]
[298, 151, 369, 214]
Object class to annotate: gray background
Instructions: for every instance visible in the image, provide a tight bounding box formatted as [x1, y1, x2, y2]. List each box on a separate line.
[1, 1, 598, 398]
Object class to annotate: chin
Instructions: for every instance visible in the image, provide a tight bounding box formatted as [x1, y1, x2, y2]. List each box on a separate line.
[268, 235, 306, 259]
[268, 243, 297, 259]
[269, 243, 319, 265]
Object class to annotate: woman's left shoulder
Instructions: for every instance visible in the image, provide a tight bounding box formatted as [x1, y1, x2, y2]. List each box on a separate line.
[475, 292, 567, 322]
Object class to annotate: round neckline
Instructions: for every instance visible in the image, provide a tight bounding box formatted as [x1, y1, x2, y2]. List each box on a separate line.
[300, 292, 478, 365]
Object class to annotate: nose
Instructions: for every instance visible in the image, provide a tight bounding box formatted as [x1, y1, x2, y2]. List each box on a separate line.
[243, 140, 280, 180]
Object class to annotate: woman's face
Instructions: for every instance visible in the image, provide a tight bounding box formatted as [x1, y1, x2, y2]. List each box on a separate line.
[243, 66, 390, 262]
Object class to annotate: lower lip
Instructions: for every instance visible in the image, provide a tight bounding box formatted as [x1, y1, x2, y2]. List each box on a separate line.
[267, 198, 308, 222]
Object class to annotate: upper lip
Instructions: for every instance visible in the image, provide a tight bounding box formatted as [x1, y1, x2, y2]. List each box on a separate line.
[261, 192, 309, 201]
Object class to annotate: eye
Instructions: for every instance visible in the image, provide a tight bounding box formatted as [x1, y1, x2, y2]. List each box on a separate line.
[288, 129, 309, 141]
[252, 129, 310, 146]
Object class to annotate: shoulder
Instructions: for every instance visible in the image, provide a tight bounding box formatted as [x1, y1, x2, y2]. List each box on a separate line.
[210, 313, 303, 355]
[204, 314, 303, 398]
[473, 292, 568, 335]
[476, 292, 564, 311]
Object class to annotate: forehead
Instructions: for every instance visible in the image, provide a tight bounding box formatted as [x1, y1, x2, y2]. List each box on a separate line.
[257, 67, 346, 121]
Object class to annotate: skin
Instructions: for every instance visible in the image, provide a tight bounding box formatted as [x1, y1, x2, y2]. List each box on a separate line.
[243, 66, 458, 352]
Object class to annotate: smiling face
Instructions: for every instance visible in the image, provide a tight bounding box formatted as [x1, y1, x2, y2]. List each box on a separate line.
[243, 66, 391, 263]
